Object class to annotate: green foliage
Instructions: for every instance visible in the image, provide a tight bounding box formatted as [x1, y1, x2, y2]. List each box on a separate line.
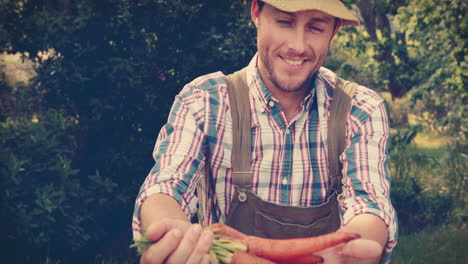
[0, 110, 127, 263]
[392, 175, 452, 234]
[0, 109, 80, 260]
[332, 0, 467, 141]
[385, 95, 411, 128]
[328, 26, 382, 90]
[389, 127, 454, 234]
[0, 0, 256, 188]
[0, 58, 10, 120]
[433, 142, 468, 226]
[392, 225, 468, 264]
[388, 125, 468, 234]
[335, 0, 418, 97]
[396, 0, 467, 142]
[0, 0, 256, 262]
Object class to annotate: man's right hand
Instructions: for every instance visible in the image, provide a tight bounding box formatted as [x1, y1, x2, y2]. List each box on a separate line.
[139, 219, 214, 264]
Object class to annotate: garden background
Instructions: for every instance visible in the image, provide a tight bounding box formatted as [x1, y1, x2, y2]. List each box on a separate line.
[0, 0, 466, 263]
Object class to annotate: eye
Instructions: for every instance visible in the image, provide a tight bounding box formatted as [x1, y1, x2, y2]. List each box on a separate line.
[308, 25, 324, 32]
[276, 19, 292, 25]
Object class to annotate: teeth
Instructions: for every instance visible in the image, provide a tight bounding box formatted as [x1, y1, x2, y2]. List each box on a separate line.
[284, 58, 305, 66]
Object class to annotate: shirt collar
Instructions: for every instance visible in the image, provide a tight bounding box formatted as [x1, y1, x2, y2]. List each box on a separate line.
[315, 66, 339, 112]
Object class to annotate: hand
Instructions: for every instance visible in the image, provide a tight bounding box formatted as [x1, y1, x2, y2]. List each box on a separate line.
[140, 218, 214, 264]
[315, 238, 383, 264]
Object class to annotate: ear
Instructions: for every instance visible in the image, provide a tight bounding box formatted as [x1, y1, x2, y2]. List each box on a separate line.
[251, 0, 260, 27]
[331, 19, 343, 38]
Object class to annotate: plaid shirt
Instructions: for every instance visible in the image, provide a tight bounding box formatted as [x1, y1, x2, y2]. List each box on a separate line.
[133, 55, 398, 262]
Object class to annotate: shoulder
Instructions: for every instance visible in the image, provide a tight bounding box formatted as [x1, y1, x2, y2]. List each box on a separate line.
[317, 67, 387, 129]
[318, 67, 385, 110]
[175, 71, 229, 106]
[180, 72, 228, 95]
[347, 81, 386, 117]
[175, 72, 228, 117]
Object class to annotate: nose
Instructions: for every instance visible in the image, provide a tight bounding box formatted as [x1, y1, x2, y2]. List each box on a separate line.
[287, 27, 306, 55]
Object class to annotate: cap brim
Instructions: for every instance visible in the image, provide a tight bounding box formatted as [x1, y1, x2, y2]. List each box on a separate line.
[261, 0, 360, 26]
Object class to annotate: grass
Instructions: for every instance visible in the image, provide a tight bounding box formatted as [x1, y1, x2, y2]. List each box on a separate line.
[403, 144, 448, 157]
[411, 128, 449, 149]
[392, 224, 468, 264]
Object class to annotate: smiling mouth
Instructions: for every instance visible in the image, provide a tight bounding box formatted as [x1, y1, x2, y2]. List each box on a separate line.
[283, 58, 307, 66]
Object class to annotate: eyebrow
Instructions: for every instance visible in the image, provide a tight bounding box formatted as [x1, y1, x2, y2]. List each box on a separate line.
[274, 8, 333, 24]
[309, 17, 333, 24]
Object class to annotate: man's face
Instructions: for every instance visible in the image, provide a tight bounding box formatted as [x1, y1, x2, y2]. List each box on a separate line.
[251, 1, 337, 95]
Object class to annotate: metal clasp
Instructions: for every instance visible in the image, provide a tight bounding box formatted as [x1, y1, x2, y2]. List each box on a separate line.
[238, 190, 247, 202]
[337, 192, 346, 208]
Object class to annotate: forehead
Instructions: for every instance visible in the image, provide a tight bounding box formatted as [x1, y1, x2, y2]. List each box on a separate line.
[262, 3, 335, 23]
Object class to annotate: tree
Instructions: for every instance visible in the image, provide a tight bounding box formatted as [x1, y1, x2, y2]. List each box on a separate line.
[396, 0, 467, 141]
[334, 0, 466, 140]
[335, 0, 417, 98]
[0, 0, 256, 262]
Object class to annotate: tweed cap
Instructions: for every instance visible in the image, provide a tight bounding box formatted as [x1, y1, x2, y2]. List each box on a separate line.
[260, 0, 359, 26]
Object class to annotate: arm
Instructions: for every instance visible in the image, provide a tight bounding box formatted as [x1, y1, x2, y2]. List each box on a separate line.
[338, 88, 397, 263]
[133, 84, 216, 263]
[141, 193, 190, 224]
[338, 214, 388, 264]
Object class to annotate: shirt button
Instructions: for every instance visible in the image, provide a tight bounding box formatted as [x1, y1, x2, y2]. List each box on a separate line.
[285, 128, 290, 134]
[268, 100, 275, 107]
[282, 177, 288, 185]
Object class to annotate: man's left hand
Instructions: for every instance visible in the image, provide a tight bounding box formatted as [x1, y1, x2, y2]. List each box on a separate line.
[316, 237, 383, 264]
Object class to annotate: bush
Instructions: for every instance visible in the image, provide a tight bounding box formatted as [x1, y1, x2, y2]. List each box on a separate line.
[1, 1, 257, 261]
[437, 142, 468, 226]
[0, 109, 126, 263]
[392, 176, 452, 234]
[389, 127, 454, 234]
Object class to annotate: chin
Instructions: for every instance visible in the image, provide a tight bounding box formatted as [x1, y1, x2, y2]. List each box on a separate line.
[276, 73, 313, 90]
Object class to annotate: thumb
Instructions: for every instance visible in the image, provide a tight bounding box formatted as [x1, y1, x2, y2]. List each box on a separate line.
[341, 238, 383, 259]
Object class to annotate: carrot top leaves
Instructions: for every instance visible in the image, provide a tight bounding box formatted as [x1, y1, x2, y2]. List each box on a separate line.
[129, 226, 153, 256]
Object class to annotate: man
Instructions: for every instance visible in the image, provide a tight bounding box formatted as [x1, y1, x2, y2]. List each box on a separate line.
[132, 0, 398, 263]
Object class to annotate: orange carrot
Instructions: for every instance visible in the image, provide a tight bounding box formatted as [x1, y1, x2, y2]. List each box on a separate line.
[207, 224, 359, 263]
[277, 254, 324, 264]
[244, 232, 360, 261]
[230, 250, 277, 264]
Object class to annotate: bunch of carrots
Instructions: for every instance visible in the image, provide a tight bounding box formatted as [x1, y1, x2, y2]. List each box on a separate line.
[131, 223, 360, 264]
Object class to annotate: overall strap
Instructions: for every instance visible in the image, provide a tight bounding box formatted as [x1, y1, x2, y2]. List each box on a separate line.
[328, 78, 359, 192]
[225, 67, 251, 190]
[198, 67, 249, 225]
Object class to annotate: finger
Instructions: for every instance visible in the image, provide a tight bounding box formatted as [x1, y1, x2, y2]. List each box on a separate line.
[186, 229, 214, 264]
[145, 218, 190, 242]
[165, 224, 205, 264]
[341, 238, 383, 259]
[145, 221, 168, 242]
[315, 244, 345, 264]
[140, 229, 182, 264]
[199, 254, 211, 264]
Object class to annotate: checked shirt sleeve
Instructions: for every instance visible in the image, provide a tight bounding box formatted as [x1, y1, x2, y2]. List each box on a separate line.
[132, 86, 207, 240]
[340, 88, 398, 263]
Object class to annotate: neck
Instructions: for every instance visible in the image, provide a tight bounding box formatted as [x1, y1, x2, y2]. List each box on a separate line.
[275, 90, 306, 122]
[264, 74, 316, 122]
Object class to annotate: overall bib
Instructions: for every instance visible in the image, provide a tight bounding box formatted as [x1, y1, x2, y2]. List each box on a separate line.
[204, 68, 357, 239]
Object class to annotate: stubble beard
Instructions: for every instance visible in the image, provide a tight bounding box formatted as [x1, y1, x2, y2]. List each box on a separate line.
[259, 49, 320, 94]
